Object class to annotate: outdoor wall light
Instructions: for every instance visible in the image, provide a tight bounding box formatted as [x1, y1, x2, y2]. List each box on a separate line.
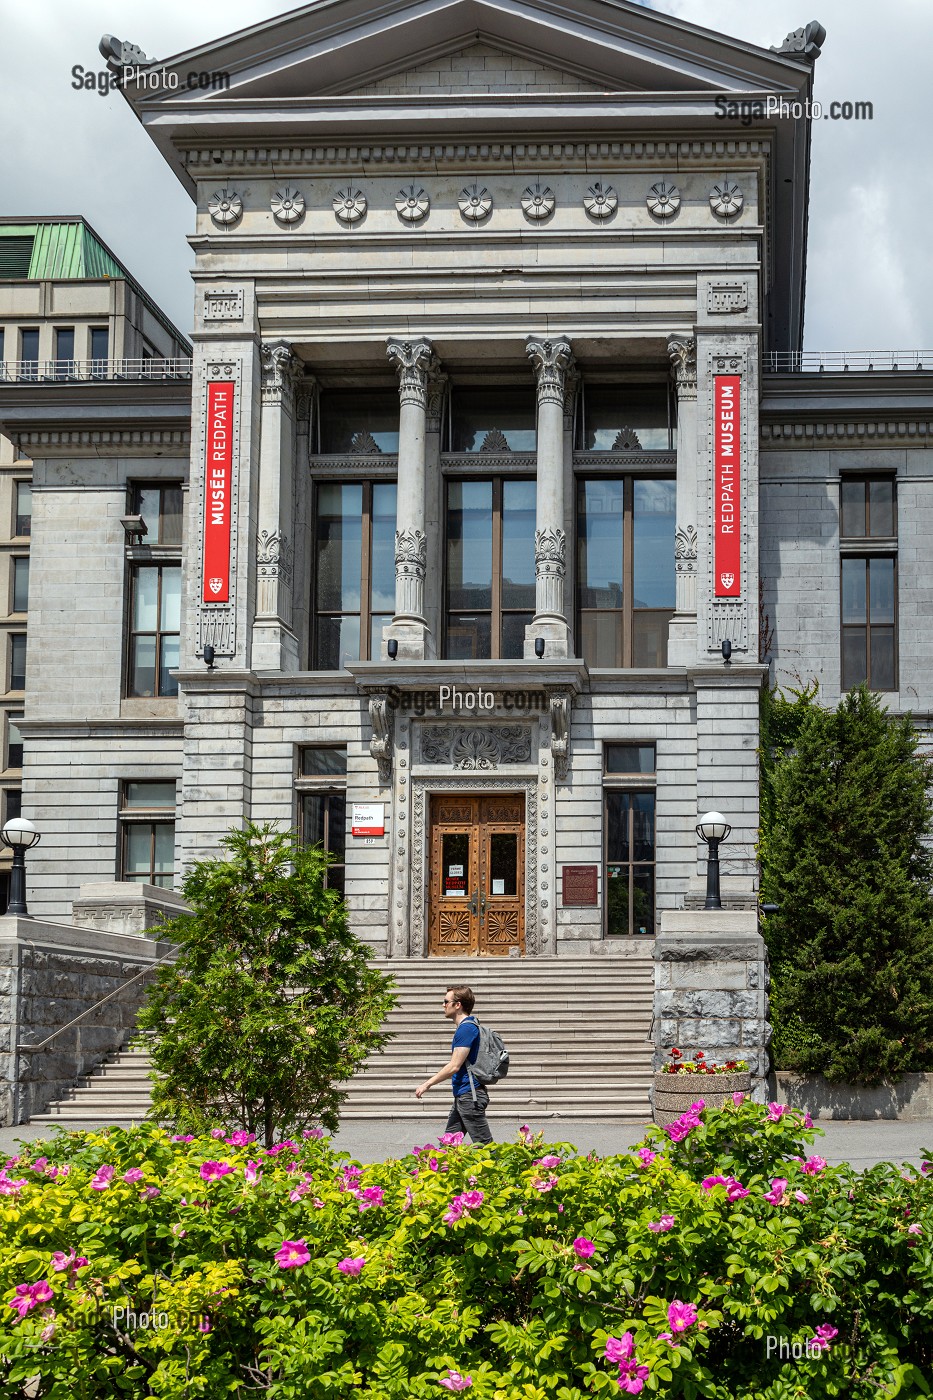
[120, 515, 148, 544]
[721, 638, 732, 664]
[203, 644, 215, 670]
[1, 817, 41, 918]
[534, 637, 545, 659]
[696, 810, 731, 910]
[387, 639, 398, 660]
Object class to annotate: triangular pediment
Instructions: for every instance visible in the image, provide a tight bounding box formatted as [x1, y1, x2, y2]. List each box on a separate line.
[351, 39, 606, 97]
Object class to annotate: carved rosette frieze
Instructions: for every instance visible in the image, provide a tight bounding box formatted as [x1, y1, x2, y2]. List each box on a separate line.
[667, 335, 698, 401]
[369, 694, 394, 784]
[394, 528, 427, 618]
[525, 336, 576, 407]
[386, 337, 437, 409]
[534, 527, 566, 618]
[421, 725, 532, 769]
[260, 341, 302, 410]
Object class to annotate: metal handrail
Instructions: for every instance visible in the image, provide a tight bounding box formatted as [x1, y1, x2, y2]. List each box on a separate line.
[765, 351, 933, 373]
[0, 358, 193, 383]
[16, 942, 178, 1054]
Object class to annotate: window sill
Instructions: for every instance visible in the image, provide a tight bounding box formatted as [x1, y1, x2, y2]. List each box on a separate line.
[119, 697, 181, 719]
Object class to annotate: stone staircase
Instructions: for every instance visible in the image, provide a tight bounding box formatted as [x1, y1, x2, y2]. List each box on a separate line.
[29, 955, 655, 1126]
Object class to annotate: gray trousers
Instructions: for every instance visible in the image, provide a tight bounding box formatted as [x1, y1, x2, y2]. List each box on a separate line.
[445, 1086, 494, 1144]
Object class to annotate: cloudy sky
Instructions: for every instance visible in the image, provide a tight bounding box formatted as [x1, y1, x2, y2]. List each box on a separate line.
[0, 0, 924, 349]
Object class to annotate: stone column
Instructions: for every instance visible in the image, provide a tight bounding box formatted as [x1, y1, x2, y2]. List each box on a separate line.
[251, 340, 303, 671]
[384, 337, 437, 660]
[524, 336, 576, 659]
[667, 334, 699, 666]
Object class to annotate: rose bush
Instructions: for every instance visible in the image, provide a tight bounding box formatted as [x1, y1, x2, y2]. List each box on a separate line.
[0, 1101, 931, 1397]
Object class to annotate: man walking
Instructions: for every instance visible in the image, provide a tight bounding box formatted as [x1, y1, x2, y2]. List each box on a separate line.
[414, 985, 493, 1144]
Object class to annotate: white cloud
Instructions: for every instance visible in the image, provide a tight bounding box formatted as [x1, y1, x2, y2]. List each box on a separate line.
[0, 0, 926, 349]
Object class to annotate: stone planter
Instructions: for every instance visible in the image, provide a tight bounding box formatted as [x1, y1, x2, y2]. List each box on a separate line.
[653, 1071, 751, 1127]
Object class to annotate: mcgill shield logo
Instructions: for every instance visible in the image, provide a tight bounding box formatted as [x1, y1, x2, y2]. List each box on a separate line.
[208, 577, 223, 595]
[720, 572, 735, 590]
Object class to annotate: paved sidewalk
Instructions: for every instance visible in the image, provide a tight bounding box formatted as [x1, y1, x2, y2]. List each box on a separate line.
[2, 1115, 931, 1170]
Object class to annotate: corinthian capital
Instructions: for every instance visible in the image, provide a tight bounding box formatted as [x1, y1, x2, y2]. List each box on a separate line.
[526, 336, 576, 406]
[386, 337, 437, 409]
[667, 334, 698, 397]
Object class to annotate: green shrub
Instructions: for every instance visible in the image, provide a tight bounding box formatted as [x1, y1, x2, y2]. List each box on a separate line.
[759, 684, 933, 1084]
[1, 1100, 932, 1397]
[136, 823, 396, 1144]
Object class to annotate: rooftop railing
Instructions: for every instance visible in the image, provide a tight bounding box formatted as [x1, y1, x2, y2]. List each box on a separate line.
[765, 351, 933, 373]
[0, 358, 193, 383]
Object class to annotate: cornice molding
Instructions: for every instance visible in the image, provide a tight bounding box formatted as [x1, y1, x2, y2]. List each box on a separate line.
[761, 420, 933, 444]
[184, 137, 771, 176]
[11, 428, 191, 451]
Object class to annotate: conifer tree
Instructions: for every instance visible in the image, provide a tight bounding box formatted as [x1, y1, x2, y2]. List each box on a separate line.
[137, 823, 396, 1144]
[760, 684, 933, 1083]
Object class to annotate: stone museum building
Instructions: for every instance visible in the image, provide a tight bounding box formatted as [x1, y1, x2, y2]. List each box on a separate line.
[1, 0, 932, 1121]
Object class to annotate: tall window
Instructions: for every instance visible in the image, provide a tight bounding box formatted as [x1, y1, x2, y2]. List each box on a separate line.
[840, 476, 897, 692]
[119, 780, 175, 886]
[4, 789, 21, 822]
[296, 747, 347, 893]
[577, 477, 676, 667]
[313, 482, 396, 669]
[128, 566, 180, 697]
[19, 329, 39, 380]
[90, 327, 109, 377]
[8, 634, 25, 691]
[14, 482, 31, 538]
[130, 482, 183, 545]
[578, 383, 676, 451]
[604, 744, 656, 937]
[11, 559, 28, 614]
[445, 478, 536, 658]
[53, 327, 75, 379]
[448, 387, 536, 452]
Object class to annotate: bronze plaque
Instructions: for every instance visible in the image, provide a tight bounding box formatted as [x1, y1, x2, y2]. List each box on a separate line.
[562, 865, 598, 907]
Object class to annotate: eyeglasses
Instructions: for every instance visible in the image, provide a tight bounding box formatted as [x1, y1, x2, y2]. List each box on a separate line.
[443, 998, 458, 1006]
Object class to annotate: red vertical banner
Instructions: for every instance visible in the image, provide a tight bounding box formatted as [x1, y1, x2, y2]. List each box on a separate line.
[713, 375, 741, 598]
[202, 380, 235, 603]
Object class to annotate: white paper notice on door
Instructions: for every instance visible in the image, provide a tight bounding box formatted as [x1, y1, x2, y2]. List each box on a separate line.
[492, 879, 505, 894]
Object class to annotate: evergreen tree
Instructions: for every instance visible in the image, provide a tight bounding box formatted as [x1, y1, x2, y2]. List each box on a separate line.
[137, 823, 396, 1145]
[760, 684, 933, 1083]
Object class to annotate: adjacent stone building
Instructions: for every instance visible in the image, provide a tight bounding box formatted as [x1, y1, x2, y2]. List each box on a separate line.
[0, 1, 930, 991]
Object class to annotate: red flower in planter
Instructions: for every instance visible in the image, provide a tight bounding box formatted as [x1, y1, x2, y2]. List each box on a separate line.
[670, 1048, 682, 1059]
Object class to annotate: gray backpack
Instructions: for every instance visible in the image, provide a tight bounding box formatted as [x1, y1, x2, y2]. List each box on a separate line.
[465, 1018, 510, 1101]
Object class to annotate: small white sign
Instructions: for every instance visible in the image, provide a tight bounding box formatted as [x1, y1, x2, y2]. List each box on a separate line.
[351, 803, 384, 837]
[448, 864, 464, 877]
[492, 879, 505, 895]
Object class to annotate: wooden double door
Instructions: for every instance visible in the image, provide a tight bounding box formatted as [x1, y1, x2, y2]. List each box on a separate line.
[428, 794, 525, 955]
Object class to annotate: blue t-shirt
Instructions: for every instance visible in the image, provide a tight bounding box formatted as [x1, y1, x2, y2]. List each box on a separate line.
[451, 1017, 480, 1097]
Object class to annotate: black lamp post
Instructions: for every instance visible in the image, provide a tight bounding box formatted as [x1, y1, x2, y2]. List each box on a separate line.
[1, 817, 41, 917]
[696, 810, 731, 911]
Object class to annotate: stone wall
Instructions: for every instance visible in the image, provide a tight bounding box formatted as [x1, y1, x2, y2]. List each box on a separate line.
[653, 909, 770, 1097]
[0, 915, 173, 1125]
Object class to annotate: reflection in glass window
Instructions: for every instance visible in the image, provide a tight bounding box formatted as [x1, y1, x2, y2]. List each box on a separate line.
[128, 566, 180, 697]
[445, 478, 535, 659]
[120, 781, 176, 887]
[313, 482, 397, 669]
[840, 477, 895, 539]
[577, 478, 675, 667]
[450, 387, 536, 453]
[605, 790, 655, 936]
[131, 483, 183, 546]
[841, 556, 896, 692]
[580, 384, 675, 452]
[318, 390, 400, 454]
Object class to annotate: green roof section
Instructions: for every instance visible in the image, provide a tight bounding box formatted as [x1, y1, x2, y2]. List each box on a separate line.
[0, 220, 124, 281]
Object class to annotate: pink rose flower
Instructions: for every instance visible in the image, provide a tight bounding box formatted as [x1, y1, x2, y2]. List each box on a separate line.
[123, 1168, 144, 1184]
[8, 1280, 53, 1320]
[726, 1179, 749, 1201]
[140, 1187, 160, 1201]
[459, 1190, 484, 1210]
[274, 1239, 311, 1269]
[210, 1129, 225, 1139]
[534, 1155, 562, 1169]
[802, 1156, 827, 1175]
[0, 1170, 28, 1195]
[90, 1165, 114, 1191]
[794, 1190, 810, 1204]
[808, 1323, 839, 1351]
[243, 1161, 262, 1184]
[532, 1175, 558, 1192]
[701, 1175, 727, 1190]
[31, 1158, 48, 1172]
[908, 1222, 923, 1235]
[439, 1133, 465, 1147]
[766, 1102, 788, 1122]
[225, 1131, 256, 1147]
[171, 1134, 195, 1143]
[304, 1127, 325, 1139]
[667, 1299, 698, 1333]
[648, 1215, 675, 1232]
[337, 1256, 365, 1276]
[199, 1161, 234, 1182]
[763, 1178, 789, 1206]
[804, 1112, 814, 1129]
[732, 1091, 745, 1106]
[618, 1369, 649, 1396]
[358, 1186, 385, 1210]
[605, 1333, 635, 1363]
[572, 1237, 595, 1259]
[439, 1370, 473, 1392]
[198, 1315, 212, 1333]
[635, 1148, 657, 1167]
